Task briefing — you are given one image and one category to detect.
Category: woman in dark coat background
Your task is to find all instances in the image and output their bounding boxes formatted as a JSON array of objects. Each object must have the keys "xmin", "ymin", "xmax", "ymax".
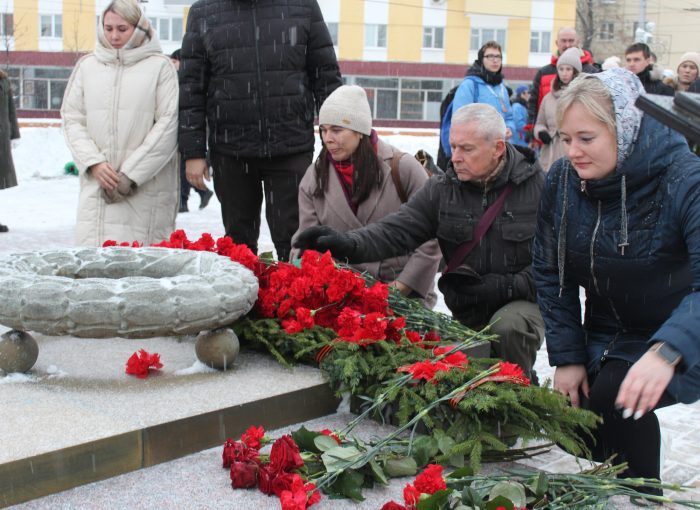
[
  {"xmin": 0, "ymin": 69, "xmax": 20, "ymax": 232},
  {"xmin": 533, "ymin": 68, "xmax": 700, "ymax": 490}
]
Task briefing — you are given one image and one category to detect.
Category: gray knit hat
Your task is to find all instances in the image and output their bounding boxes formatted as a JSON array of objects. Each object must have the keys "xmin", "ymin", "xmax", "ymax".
[
  {"xmin": 678, "ymin": 51, "xmax": 700, "ymax": 72},
  {"xmin": 557, "ymin": 47, "xmax": 583, "ymax": 73},
  {"xmin": 318, "ymin": 85, "xmax": 372, "ymax": 135}
]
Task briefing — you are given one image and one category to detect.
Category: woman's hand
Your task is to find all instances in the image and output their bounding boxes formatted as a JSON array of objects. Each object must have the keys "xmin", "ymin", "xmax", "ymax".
[
  {"xmin": 553, "ymin": 364, "xmax": 589, "ymax": 407},
  {"xmin": 186, "ymin": 158, "xmax": 210, "ymax": 190},
  {"xmin": 389, "ymin": 280, "xmax": 411, "ymax": 296},
  {"xmin": 90, "ymin": 162, "xmax": 119, "ymax": 190},
  {"xmin": 616, "ymin": 350, "xmax": 675, "ymax": 419}
]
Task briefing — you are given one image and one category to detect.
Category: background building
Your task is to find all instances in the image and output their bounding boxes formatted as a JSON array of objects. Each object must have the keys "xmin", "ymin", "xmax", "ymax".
[{"xmin": 19, "ymin": 0, "xmax": 698, "ymax": 126}]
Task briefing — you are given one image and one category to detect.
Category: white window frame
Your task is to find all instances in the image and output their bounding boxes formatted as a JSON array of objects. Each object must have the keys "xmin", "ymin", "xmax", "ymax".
[
  {"xmin": 149, "ymin": 17, "xmax": 183, "ymax": 43},
  {"xmin": 422, "ymin": 26, "xmax": 444, "ymax": 49},
  {"xmin": 40, "ymin": 14, "xmax": 62, "ymax": 38},
  {"xmin": 529, "ymin": 30, "xmax": 551, "ymax": 54},
  {"xmin": 599, "ymin": 21, "xmax": 615, "ymax": 40},
  {"xmin": 365, "ymin": 24, "xmax": 387, "ymax": 48},
  {"xmin": 470, "ymin": 27, "xmax": 506, "ymax": 51}
]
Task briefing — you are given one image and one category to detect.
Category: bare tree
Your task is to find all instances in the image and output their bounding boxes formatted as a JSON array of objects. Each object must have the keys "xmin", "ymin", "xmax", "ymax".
[{"xmin": 576, "ymin": 0, "xmax": 596, "ymax": 50}]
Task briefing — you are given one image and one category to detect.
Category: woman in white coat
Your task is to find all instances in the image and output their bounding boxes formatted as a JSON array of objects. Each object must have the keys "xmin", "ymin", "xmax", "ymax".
[{"xmin": 62, "ymin": 0, "xmax": 179, "ymax": 246}]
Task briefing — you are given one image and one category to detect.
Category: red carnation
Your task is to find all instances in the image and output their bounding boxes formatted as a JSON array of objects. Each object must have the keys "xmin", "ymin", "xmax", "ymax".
[
  {"xmin": 125, "ymin": 349, "xmax": 162, "ymax": 378},
  {"xmin": 240, "ymin": 425, "xmax": 265, "ymax": 449},
  {"xmin": 269, "ymin": 435, "xmax": 304, "ymax": 473},
  {"xmin": 230, "ymin": 461, "xmax": 258, "ymax": 488},
  {"xmin": 413, "ymin": 464, "xmax": 446, "ymax": 494},
  {"xmin": 403, "ymin": 483, "xmax": 420, "ymax": 506},
  {"xmin": 381, "ymin": 502, "xmax": 408, "ymax": 510},
  {"xmin": 320, "ymin": 429, "xmax": 341, "ymax": 445},
  {"xmin": 222, "ymin": 438, "xmax": 259, "ymax": 468}
]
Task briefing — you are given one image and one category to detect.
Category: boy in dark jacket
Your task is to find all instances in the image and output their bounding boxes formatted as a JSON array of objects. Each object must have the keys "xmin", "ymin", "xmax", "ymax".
[
  {"xmin": 178, "ymin": 0, "xmax": 342, "ymax": 261},
  {"xmin": 295, "ymin": 103, "xmax": 546, "ymax": 381}
]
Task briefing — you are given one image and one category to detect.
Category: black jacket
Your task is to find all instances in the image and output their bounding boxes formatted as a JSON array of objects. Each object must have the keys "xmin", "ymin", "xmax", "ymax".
[
  {"xmin": 533, "ymin": 114, "xmax": 700, "ymax": 403},
  {"xmin": 637, "ymin": 65, "xmax": 674, "ymax": 96},
  {"xmin": 178, "ymin": 0, "xmax": 342, "ymax": 160},
  {"xmin": 347, "ymin": 144, "xmax": 545, "ymax": 328}
]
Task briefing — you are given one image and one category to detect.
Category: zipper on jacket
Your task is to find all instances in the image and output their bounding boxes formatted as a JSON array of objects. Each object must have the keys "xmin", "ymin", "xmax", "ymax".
[
  {"xmin": 580, "ymin": 180, "xmax": 587, "ymax": 193},
  {"xmin": 481, "ymin": 190, "xmax": 488, "ymax": 209},
  {"xmin": 251, "ymin": 7, "xmax": 269, "ymax": 156}
]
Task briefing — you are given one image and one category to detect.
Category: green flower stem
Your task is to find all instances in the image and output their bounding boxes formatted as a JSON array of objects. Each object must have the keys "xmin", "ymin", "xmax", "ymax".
[
  {"xmin": 315, "ymin": 363, "xmax": 501, "ymax": 492},
  {"xmin": 338, "ymin": 328, "xmax": 494, "ymax": 438}
]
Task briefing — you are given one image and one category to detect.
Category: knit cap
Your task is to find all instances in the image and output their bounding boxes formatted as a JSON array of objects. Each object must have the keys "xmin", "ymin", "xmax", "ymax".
[
  {"xmin": 678, "ymin": 51, "xmax": 700, "ymax": 72},
  {"xmin": 515, "ymin": 85, "xmax": 529, "ymax": 96},
  {"xmin": 557, "ymin": 47, "xmax": 583, "ymax": 73},
  {"xmin": 318, "ymin": 85, "xmax": 372, "ymax": 135}
]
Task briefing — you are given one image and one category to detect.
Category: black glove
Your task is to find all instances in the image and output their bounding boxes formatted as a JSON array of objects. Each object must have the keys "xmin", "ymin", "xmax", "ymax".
[
  {"xmin": 538, "ymin": 130, "xmax": 552, "ymax": 145},
  {"xmin": 293, "ymin": 225, "xmax": 358, "ymax": 261},
  {"xmin": 438, "ymin": 272, "xmax": 509, "ymax": 327}
]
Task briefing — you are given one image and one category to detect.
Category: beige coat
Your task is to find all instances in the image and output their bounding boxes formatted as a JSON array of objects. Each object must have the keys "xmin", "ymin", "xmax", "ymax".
[
  {"xmin": 62, "ymin": 22, "xmax": 179, "ymax": 247},
  {"xmin": 534, "ymin": 89, "xmax": 567, "ymax": 173},
  {"xmin": 291, "ymin": 139, "xmax": 441, "ymax": 302}
]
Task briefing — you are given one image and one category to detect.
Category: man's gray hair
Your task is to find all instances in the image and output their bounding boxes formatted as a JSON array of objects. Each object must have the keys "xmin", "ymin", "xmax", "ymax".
[{"xmin": 451, "ymin": 103, "xmax": 506, "ymax": 141}]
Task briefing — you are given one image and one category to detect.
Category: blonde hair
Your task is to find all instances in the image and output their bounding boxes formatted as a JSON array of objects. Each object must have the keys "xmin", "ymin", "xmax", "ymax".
[
  {"xmin": 103, "ymin": 0, "xmax": 142, "ymax": 27},
  {"xmin": 556, "ymin": 74, "xmax": 616, "ymax": 134}
]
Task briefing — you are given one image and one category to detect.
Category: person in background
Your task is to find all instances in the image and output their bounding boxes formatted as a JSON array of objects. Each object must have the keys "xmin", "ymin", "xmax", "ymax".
[
  {"xmin": 510, "ymin": 85, "xmax": 529, "ymax": 147},
  {"xmin": 0, "ymin": 69, "xmax": 20, "ymax": 233},
  {"xmin": 533, "ymin": 68, "xmax": 700, "ymax": 492},
  {"xmin": 624, "ymin": 42, "xmax": 674, "ymax": 96},
  {"xmin": 62, "ymin": 0, "xmax": 179, "ymax": 246},
  {"xmin": 179, "ymin": 0, "xmax": 342, "ymax": 262},
  {"xmin": 290, "ymin": 85, "xmax": 441, "ymax": 307},
  {"xmin": 665, "ymin": 52, "xmax": 700, "ymax": 92},
  {"xmin": 295, "ymin": 103, "xmax": 546, "ymax": 382},
  {"xmin": 527, "ymin": 27, "xmax": 598, "ymax": 127},
  {"xmin": 602, "ymin": 55, "xmax": 621, "ymax": 70},
  {"xmin": 169, "ymin": 49, "xmax": 213, "ymax": 213},
  {"xmin": 440, "ymin": 41, "xmax": 515, "ymax": 163},
  {"xmin": 534, "ymin": 47, "xmax": 582, "ymax": 172}
]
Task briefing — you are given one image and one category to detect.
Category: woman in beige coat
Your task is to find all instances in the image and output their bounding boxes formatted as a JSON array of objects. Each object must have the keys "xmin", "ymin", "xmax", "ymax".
[
  {"xmin": 290, "ymin": 86, "xmax": 441, "ymax": 307},
  {"xmin": 61, "ymin": 0, "xmax": 179, "ymax": 246},
  {"xmin": 534, "ymin": 47, "xmax": 581, "ymax": 173}
]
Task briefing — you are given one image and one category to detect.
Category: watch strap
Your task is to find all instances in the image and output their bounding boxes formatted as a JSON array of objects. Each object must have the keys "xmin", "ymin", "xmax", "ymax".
[{"xmin": 651, "ymin": 342, "xmax": 682, "ymax": 367}]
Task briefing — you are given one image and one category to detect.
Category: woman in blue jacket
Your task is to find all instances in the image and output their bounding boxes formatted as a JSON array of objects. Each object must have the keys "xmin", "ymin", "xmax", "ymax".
[
  {"xmin": 533, "ymin": 68, "xmax": 700, "ymax": 488},
  {"xmin": 441, "ymin": 41, "xmax": 515, "ymax": 160}
]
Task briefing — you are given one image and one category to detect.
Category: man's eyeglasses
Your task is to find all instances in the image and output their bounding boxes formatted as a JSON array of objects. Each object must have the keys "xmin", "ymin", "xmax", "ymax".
[{"xmin": 483, "ymin": 54, "xmax": 502, "ymax": 61}]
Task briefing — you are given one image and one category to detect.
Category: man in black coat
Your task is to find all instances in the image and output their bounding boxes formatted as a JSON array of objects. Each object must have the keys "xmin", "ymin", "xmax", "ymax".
[
  {"xmin": 625, "ymin": 42, "xmax": 674, "ymax": 96},
  {"xmin": 179, "ymin": 0, "xmax": 342, "ymax": 261},
  {"xmin": 295, "ymin": 103, "xmax": 546, "ymax": 381}
]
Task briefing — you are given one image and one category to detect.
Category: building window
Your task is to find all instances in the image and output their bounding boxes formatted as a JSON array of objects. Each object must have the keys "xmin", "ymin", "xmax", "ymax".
[
  {"xmin": 365, "ymin": 24, "xmax": 387, "ymax": 48},
  {"xmin": 599, "ymin": 22, "xmax": 614, "ymax": 40},
  {"xmin": 1, "ymin": 13, "xmax": 13, "ymax": 36},
  {"xmin": 354, "ymin": 77, "xmax": 448, "ymax": 122},
  {"xmin": 423, "ymin": 26, "xmax": 444, "ymax": 49},
  {"xmin": 327, "ymin": 22, "xmax": 338, "ymax": 46},
  {"xmin": 149, "ymin": 17, "xmax": 183, "ymax": 42},
  {"xmin": 470, "ymin": 28, "xmax": 506, "ymax": 51},
  {"xmin": 40, "ymin": 14, "xmax": 62, "ymax": 38},
  {"xmin": 530, "ymin": 30, "xmax": 551, "ymax": 53},
  {"xmin": 14, "ymin": 66, "xmax": 71, "ymax": 110}
]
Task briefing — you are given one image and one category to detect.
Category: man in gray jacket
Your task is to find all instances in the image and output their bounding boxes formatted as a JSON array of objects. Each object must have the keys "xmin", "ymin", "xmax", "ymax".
[{"xmin": 295, "ymin": 104, "xmax": 545, "ymax": 380}]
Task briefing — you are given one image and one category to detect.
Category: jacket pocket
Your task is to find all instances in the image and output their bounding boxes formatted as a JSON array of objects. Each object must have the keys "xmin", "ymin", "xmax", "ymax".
[
  {"xmin": 501, "ymin": 221, "xmax": 535, "ymax": 268},
  {"xmin": 437, "ymin": 213, "xmax": 473, "ymax": 244}
]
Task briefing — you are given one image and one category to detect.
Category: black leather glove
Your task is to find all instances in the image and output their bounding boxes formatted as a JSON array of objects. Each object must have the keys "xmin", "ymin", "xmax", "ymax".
[
  {"xmin": 538, "ymin": 130, "xmax": 552, "ymax": 145},
  {"xmin": 293, "ymin": 225, "xmax": 358, "ymax": 261}
]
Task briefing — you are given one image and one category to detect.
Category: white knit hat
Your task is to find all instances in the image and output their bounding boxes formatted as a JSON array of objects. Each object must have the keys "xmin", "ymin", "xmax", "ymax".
[
  {"xmin": 557, "ymin": 47, "xmax": 583, "ymax": 73},
  {"xmin": 318, "ymin": 85, "xmax": 372, "ymax": 136},
  {"xmin": 678, "ymin": 51, "xmax": 700, "ymax": 72}
]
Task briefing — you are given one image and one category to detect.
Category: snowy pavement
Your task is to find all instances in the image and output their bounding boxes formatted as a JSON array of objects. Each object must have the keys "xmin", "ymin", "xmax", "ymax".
[{"xmin": 1, "ymin": 127, "xmax": 699, "ymax": 508}]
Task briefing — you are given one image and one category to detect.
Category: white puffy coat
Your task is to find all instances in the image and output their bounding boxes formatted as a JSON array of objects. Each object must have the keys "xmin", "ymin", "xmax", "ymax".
[{"xmin": 62, "ymin": 25, "xmax": 179, "ymax": 246}]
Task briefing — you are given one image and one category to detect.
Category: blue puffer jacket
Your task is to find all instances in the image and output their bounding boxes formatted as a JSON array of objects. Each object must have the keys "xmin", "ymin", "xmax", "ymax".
[{"xmin": 533, "ymin": 113, "xmax": 700, "ymax": 405}]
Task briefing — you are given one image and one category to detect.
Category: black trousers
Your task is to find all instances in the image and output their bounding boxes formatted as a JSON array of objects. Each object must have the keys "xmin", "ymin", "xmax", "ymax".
[
  {"xmin": 584, "ymin": 359, "xmax": 676, "ymax": 483},
  {"xmin": 210, "ymin": 151, "xmax": 312, "ymax": 262}
]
